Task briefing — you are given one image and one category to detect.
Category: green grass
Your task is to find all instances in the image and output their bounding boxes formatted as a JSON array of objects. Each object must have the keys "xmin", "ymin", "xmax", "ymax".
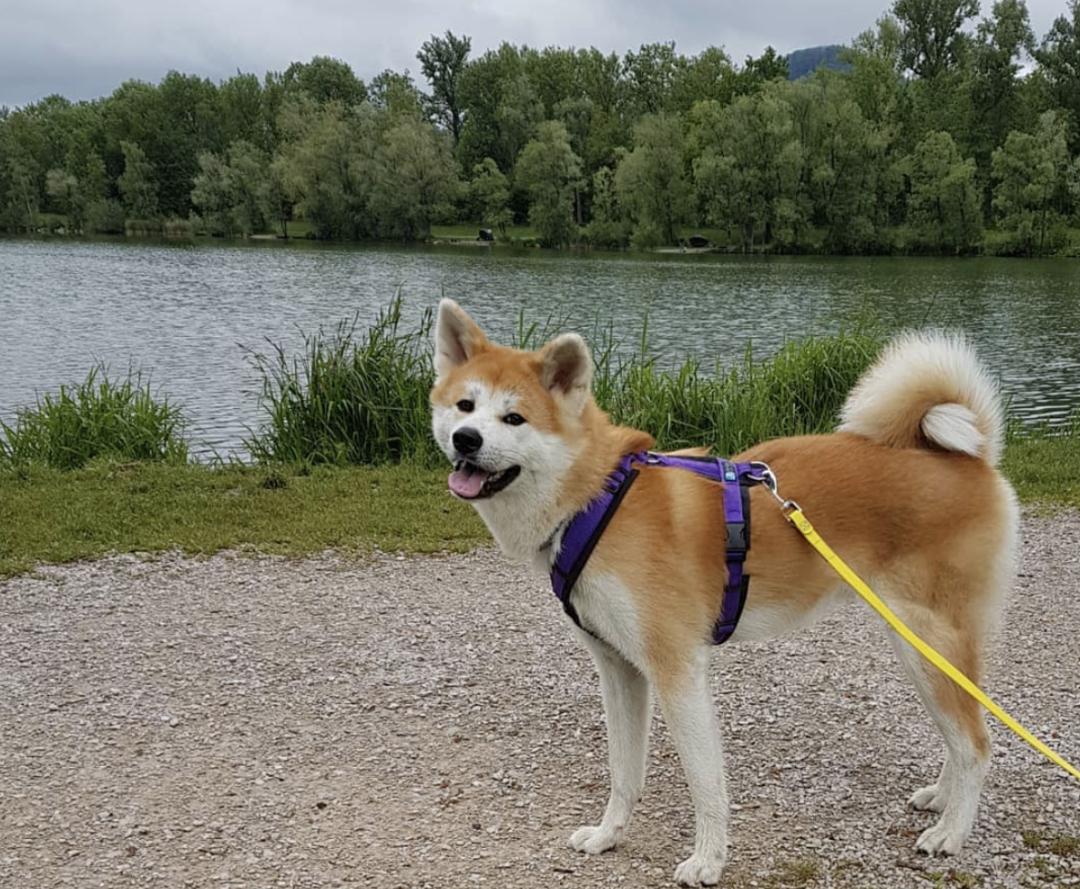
[
  {"xmin": 430, "ymin": 222, "xmax": 539, "ymax": 243},
  {"xmin": 246, "ymin": 297, "xmax": 438, "ymax": 466},
  {"xmin": 0, "ymin": 366, "xmax": 187, "ymax": 469},
  {"xmin": 248, "ymin": 295, "xmax": 886, "ymax": 466},
  {"xmin": 0, "ymin": 433, "xmax": 1076, "ymax": 579},
  {"xmin": 1002, "ymin": 417, "xmax": 1080, "ymax": 508},
  {"xmin": 0, "ymin": 461, "xmax": 484, "ymax": 578}
]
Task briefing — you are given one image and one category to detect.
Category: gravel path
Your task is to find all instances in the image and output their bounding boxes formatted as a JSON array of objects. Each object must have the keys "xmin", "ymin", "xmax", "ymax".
[{"xmin": 2, "ymin": 513, "xmax": 1079, "ymax": 889}]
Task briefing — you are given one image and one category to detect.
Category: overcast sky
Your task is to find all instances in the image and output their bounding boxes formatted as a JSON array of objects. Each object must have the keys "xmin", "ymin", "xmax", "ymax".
[{"xmin": 1, "ymin": 0, "xmax": 1071, "ymax": 107}]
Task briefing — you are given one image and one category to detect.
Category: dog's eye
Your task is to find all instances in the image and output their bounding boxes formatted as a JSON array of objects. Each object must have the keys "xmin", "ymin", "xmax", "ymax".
[
  {"xmin": 503, "ymin": 413, "xmax": 526, "ymax": 426},
  {"xmin": 456, "ymin": 399, "xmax": 474, "ymax": 413}
]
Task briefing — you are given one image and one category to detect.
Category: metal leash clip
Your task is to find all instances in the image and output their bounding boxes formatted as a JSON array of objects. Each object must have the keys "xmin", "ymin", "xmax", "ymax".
[{"xmin": 747, "ymin": 461, "xmax": 801, "ymax": 514}]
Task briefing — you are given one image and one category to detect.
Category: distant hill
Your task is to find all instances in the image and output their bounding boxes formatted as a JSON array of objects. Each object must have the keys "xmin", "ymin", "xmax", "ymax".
[{"xmin": 786, "ymin": 45, "xmax": 850, "ymax": 79}]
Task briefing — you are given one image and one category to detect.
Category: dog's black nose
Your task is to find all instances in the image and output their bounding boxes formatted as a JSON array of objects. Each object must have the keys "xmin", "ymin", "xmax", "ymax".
[{"xmin": 453, "ymin": 427, "xmax": 483, "ymax": 455}]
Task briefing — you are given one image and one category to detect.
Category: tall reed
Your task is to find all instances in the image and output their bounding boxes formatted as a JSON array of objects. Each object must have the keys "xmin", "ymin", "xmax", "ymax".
[
  {"xmin": 248, "ymin": 296, "xmax": 885, "ymax": 465},
  {"xmin": 246, "ymin": 297, "xmax": 438, "ymax": 465},
  {"xmin": 0, "ymin": 366, "xmax": 188, "ymax": 469}
]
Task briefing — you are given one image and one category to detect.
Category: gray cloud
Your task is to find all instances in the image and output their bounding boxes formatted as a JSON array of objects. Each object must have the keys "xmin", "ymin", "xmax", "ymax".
[{"xmin": 1, "ymin": 0, "xmax": 1071, "ymax": 107}]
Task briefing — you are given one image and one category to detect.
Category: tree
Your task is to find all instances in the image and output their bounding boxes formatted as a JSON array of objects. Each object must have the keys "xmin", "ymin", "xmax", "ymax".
[
  {"xmin": 417, "ymin": 31, "xmax": 471, "ymax": 144},
  {"xmin": 515, "ymin": 121, "xmax": 582, "ymax": 247},
  {"xmin": 369, "ymin": 118, "xmax": 459, "ymax": 241},
  {"xmin": 368, "ymin": 70, "xmax": 425, "ymax": 119},
  {"xmin": 191, "ymin": 140, "xmax": 272, "ymax": 237},
  {"xmin": 45, "ymin": 168, "xmax": 79, "ymax": 229},
  {"xmin": 583, "ymin": 165, "xmax": 630, "ymax": 248},
  {"xmin": 272, "ymin": 100, "xmax": 374, "ymax": 240},
  {"xmin": 991, "ymin": 112, "xmax": 1071, "ymax": 254},
  {"xmin": 614, "ymin": 113, "xmax": 691, "ymax": 246},
  {"xmin": 282, "ymin": 57, "xmax": 367, "ymax": 106},
  {"xmin": 118, "ymin": 141, "xmax": 159, "ymax": 220},
  {"xmin": 692, "ymin": 90, "xmax": 803, "ymax": 250},
  {"xmin": 893, "ymin": 0, "xmax": 979, "ymax": 78},
  {"xmin": 469, "ymin": 158, "xmax": 512, "ymax": 238},
  {"xmin": 969, "ymin": 0, "xmax": 1035, "ymax": 197},
  {"xmin": 908, "ymin": 131, "xmax": 983, "ymax": 252},
  {"xmin": 1034, "ymin": 0, "xmax": 1080, "ymax": 152}
]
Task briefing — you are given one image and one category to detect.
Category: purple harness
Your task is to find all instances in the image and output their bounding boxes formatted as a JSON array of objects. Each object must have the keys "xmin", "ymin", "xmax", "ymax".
[{"xmin": 550, "ymin": 452, "xmax": 764, "ymax": 645}]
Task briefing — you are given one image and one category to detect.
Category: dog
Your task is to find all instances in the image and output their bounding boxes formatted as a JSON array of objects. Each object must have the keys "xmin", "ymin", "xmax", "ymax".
[{"xmin": 429, "ymin": 299, "xmax": 1018, "ymax": 886}]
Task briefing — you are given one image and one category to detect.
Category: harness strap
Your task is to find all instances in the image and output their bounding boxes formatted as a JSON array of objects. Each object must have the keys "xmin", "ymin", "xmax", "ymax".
[{"xmin": 550, "ymin": 451, "xmax": 762, "ymax": 645}]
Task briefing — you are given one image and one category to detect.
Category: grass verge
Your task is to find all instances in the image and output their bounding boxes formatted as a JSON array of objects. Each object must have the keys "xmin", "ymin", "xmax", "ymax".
[
  {"xmin": 1, "ymin": 432, "xmax": 1077, "ymax": 579},
  {"xmin": 0, "ymin": 462, "xmax": 485, "ymax": 578}
]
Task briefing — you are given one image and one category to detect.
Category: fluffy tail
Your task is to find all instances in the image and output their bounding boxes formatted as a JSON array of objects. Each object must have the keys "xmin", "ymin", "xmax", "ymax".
[{"xmin": 839, "ymin": 331, "xmax": 1004, "ymax": 466}]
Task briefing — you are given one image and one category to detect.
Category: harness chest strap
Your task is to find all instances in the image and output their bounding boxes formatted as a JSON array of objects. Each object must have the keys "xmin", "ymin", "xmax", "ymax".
[{"xmin": 550, "ymin": 451, "xmax": 762, "ymax": 645}]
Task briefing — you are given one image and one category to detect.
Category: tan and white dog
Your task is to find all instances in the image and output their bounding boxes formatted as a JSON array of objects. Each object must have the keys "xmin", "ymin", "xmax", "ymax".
[{"xmin": 429, "ymin": 299, "xmax": 1018, "ymax": 886}]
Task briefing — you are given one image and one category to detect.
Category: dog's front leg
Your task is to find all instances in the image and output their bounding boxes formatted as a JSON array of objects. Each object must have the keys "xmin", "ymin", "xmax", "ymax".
[
  {"xmin": 657, "ymin": 648, "xmax": 728, "ymax": 886},
  {"xmin": 569, "ymin": 632, "xmax": 651, "ymax": 855}
]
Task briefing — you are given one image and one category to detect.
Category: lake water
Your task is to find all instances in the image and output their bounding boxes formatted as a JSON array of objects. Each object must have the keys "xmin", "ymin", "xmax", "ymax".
[{"xmin": 2, "ymin": 238, "xmax": 1078, "ymax": 458}]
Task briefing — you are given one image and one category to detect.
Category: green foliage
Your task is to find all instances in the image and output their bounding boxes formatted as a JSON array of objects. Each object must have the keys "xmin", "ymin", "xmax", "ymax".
[
  {"xmin": 418, "ymin": 31, "xmax": 471, "ymax": 143},
  {"xmin": 0, "ymin": 367, "xmax": 188, "ymax": 470},
  {"xmin": 118, "ymin": 141, "xmax": 159, "ymax": 220},
  {"xmin": 894, "ymin": 0, "xmax": 980, "ymax": 78},
  {"xmin": 991, "ymin": 112, "xmax": 1071, "ymax": 254},
  {"xmin": 248, "ymin": 296, "xmax": 885, "ymax": 467},
  {"xmin": 692, "ymin": 89, "xmax": 804, "ymax": 250},
  {"xmin": 1034, "ymin": 0, "xmax": 1080, "ymax": 152},
  {"xmin": 908, "ymin": 130, "xmax": 983, "ymax": 252},
  {"xmin": 515, "ymin": 121, "xmax": 582, "ymax": 247},
  {"xmin": 370, "ymin": 118, "xmax": 459, "ymax": 241},
  {"xmin": 614, "ymin": 113, "xmax": 691, "ymax": 245},
  {"xmin": 469, "ymin": 158, "xmax": 512, "ymax": 237},
  {"xmin": 192, "ymin": 140, "xmax": 273, "ymax": 237},
  {"xmin": 272, "ymin": 100, "xmax": 373, "ymax": 240},
  {"xmin": 246, "ymin": 297, "xmax": 438, "ymax": 466},
  {"xmin": 1, "ymin": 5, "xmax": 1080, "ymax": 254},
  {"xmin": 582, "ymin": 165, "xmax": 630, "ymax": 248}
]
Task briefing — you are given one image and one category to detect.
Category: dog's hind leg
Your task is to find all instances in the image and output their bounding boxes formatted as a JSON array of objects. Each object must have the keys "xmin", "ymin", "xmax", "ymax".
[
  {"xmin": 887, "ymin": 603, "xmax": 991, "ymax": 856},
  {"xmin": 655, "ymin": 647, "xmax": 728, "ymax": 886},
  {"xmin": 569, "ymin": 632, "xmax": 651, "ymax": 855}
]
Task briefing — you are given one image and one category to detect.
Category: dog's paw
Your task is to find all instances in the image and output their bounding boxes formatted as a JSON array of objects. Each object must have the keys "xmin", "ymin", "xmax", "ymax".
[
  {"xmin": 569, "ymin": 824, "xmax": 620, "ymax": 855},
  {"xmin": 673, "ymin": 853, "xmax": 725, "ymax": 886},
  {"xmin": 915, "ymin": 820, "xmax": 965, "ymax": 857},
  {"xmin": 909, "ymin": 782, "xmax": 946, "ymax": 813}
]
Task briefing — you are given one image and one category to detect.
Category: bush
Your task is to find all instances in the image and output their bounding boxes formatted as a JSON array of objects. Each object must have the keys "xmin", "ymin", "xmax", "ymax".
[
  {"xmin": 0, "ymin": 367, "xmax": 188, "ymax": 469},
  {"xmin": 85, "ymin": 199, "xmax": 126, "ymax": 234}
]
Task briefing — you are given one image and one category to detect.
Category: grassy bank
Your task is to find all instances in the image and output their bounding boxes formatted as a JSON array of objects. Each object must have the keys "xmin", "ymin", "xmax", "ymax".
[
  {"xmin": 1, "ymin": 432, "xmax": 1078, "ymax": 579},
  {"xmin": 0, "ymin": 462, "xmax": 485, "ymax": 578},
  {"xmin": 2, "ymin": 302, "xmax": 1078, "ymax": 578}
]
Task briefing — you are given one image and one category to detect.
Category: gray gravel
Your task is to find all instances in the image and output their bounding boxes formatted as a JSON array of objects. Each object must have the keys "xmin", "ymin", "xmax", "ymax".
[{"xmin": 1, "ymin": 512, "xmax": 1079, "ymax": 889}]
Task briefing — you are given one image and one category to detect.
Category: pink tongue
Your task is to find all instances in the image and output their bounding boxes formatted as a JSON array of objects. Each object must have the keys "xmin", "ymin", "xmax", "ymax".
[{"xmin": 449, "ymin": 466, "xmax": 491, "ymax": 498}]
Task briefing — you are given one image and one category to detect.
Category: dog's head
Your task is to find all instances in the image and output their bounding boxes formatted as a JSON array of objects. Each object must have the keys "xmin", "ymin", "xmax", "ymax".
[{"xmin": 429, "ymin": 299, "xmax": 595, "ymax": 506}]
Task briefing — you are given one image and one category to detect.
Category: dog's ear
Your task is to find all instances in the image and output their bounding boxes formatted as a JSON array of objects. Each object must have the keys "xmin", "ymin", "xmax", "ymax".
[
  {"xmin": 540, "ymin": 333, "xmax": 593, "ymax": 414},
  {"xmin": 434, "ymin": 299, "xmax": 488, "ymax": 378}
]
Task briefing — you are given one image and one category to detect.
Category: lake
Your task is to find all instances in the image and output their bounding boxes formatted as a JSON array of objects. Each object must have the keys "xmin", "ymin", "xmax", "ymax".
[{"xmin": 2, "ymin": 238, "xmax": 1078, "ymax": 459}]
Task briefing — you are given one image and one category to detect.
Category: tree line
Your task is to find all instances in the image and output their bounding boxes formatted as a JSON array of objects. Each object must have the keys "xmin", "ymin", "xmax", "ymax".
[{"xmin": 2, "ymin": 0, "xmax": 1080, "ymax": 255}]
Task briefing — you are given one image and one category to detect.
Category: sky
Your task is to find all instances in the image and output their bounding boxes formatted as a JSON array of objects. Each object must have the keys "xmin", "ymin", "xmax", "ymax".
[{"xmin": 1, "ymin": 0, "xmax": 1071, "ymax": 107}]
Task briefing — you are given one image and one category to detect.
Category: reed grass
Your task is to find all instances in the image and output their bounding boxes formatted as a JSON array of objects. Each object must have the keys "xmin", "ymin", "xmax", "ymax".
[
  {"xmin": 248, "ymin": 295, "xmax": 885, "ymax": 465},
  {"xmin": 0, "ymin": 366, "xmax": 187, "ymax": 470},
  {"xmin": 245, "ymin": 297, "xmax": 437, "ymax": 465}
]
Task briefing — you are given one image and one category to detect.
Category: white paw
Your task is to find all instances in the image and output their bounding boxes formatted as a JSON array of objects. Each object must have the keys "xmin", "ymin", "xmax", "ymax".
[
  {"xmin": 673, "ymin": 852, "xmax": 725, "ymax": 886},
  {"xmin": 569, "ymin": 824, "xmax": 620, "ymax": 855},
  {"xmin": 916, "ymin": 820, "xmax": 966, "ymax": 856},
  {"xmin": 909, "ymin": 783, "xmax": 947, "ymax": 813}
]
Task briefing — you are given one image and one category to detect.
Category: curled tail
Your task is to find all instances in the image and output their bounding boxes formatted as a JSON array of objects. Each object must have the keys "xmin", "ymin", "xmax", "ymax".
[{"xmin": 839, "ymin": 331, "xmax": 1004, "ymax": 466}]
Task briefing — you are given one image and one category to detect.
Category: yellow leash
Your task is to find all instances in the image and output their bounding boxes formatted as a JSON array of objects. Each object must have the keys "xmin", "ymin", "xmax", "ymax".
[{"xmin": 780, "ymin": 504, "xmax": 1080, "ymax": 782}]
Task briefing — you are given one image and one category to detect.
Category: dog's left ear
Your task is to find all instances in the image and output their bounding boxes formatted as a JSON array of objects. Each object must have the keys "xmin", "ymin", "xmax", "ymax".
[
  {"xmin": 540, "ymin": 333, "xmax": 593, "ymax": 414},
  {"xmin": 434, "ymin": 299, "xmax": 488, "ymax": 378}
]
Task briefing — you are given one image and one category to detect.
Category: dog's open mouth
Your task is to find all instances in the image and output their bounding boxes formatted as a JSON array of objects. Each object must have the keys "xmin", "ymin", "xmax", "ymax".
[{"xmin": 448, "ymin": 462, "xmax": 521, "ymax": 500}]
